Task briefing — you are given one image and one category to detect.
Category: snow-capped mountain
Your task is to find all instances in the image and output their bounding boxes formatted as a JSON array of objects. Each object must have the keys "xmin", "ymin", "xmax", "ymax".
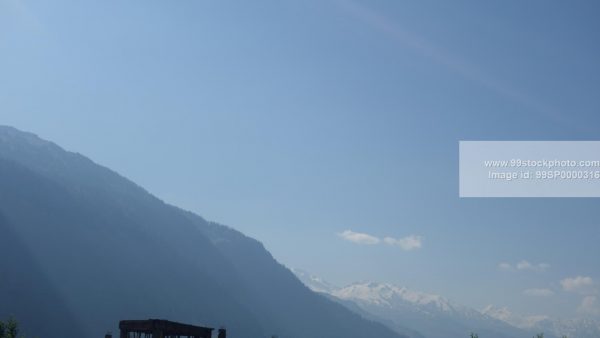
[
  {"xmin": 482, "ymin": 305, "xmax": 549, "ymax": 330},
  {"xmin": 332, "ymin": 282, "xmax": 533, "ymax": 338},
  {"xmin": 332, "ymin": 282, "xmax": 469, "ymax": 315},
  {"xmin": 294, "ymin": 270, "xmax": 553, "ymax": 338},
  {"xmin": 291, "ymin": 268, "xmax": 337, "ymax": 293},
  {"xmin": 483, "ymin": 305, "xmax": 600, "ymax": 338}
]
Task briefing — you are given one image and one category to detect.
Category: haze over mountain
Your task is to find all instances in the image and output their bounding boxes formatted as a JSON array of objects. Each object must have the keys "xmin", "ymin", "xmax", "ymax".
[
  {"xmin": 4, "ymin": 0, "xmax": 600, "ymax": 326},
  {"xmin": 482, "ymin": 305, "xmax": 600, "ymax": 338},
  {"xmin": 294, "ymin": 270, "xmax": 571, "ymax": 338},
  {"xmin": 0, "ymin": 126, "xmax": 404, "ymax": 338}
]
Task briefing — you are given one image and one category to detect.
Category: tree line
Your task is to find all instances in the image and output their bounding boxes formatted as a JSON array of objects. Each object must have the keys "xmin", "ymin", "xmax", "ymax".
[
  {"xmin": 471, "ymin": 333, "xmax": 569, "ymax": 338},
  {"xmin": 0, "ymin": 318, "xmax": 21, "ymax": 338}
]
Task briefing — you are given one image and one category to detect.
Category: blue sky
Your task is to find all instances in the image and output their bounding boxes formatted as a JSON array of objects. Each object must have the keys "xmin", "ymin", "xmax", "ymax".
[{"xmin": 2, "ymin": 0, "xmax": 600, "ymax": 320}]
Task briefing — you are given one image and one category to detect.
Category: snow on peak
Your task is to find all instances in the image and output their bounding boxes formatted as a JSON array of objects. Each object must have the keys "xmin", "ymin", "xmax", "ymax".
[
  {"xmin": 481, "ymin": 305, "xmax": 514, "ymax": 322},
  {"xmin": 482, "ymin": 304, "xmax": 550, "ymax": 329},
  {"xmin": 332, "ymin": 281, "xmax": 455, "ymax": 312},
  {"xmin": 292, "ymin": 268, "xmax": 337, "ymax": 293},
  {"xmin": 292, "ymin": 269, "xmax": 600, "ymax": 338},
  {"xmin": 483, "ymin": 304, "xmax": 600, "ymax": 338}
]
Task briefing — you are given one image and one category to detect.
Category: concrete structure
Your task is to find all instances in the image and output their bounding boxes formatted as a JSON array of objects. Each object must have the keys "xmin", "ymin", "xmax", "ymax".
[{"xmin": 119, "ymin": 319, "xmax": 221, "ymax": 338}]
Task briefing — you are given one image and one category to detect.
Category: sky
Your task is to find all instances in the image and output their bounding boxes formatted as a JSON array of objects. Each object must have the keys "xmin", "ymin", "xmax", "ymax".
[{"xmin": 2, "ymin": 0, "xmax": 600, "ymax": 320}]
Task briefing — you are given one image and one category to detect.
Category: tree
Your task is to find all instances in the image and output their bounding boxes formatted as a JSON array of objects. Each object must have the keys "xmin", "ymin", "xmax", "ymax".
[
  {"xmin": 534, "ymin": 334, "xmax": 544, "ymax": 338},
  {"xmin": 0, "ymin": 318, "xmax": 20, "ymax": 338},
  {"xmin": 470, "ymin": 333, "xmax": 479, "ymax": 338}
]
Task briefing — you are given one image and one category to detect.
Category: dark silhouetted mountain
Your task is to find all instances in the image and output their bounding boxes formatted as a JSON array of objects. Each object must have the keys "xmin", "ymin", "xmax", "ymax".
[{"xmin": 0, "ymin": 126, "xmax": 405, "ymax": 338}]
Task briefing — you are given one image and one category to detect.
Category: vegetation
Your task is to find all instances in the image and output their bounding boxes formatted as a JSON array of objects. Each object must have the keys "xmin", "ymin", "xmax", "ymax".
[
  {"xmin": 469, "ymin": 332, "xmax": 563, "ymax": 338},
  {"xmin": 0, "ymin": 318, "xmax": 20, "ymax": 338}
]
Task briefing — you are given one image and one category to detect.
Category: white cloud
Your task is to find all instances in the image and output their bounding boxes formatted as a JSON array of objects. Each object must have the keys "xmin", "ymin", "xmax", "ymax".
[
  {"xmin": 516, "ymin": 260, "xmax": 550, "ymax": 272},
  {"xmin": 498, "ymin": 260, "xmax": 549, "ymax": 272},
  {"xmin": 578, "ymin": 295, "xmax": 600, "ymax": 316},
  {"xmin": 561, "ymin": 276, "xmax": 596, "ymax": 294},
  {"xmin": 337, "ymin": 230, "xmax": 423, "ymax": 250},
  {"xmin": 337, "ymin": 230, "xmax": 380, "ymax": 245},
  {"xmin": 560, "ymin": 276, "xmax": 599, "ymax": 316},
  {"xmin": 383, "ymin": 235, "xmax": 423, "ymax": 251},
  {"xmin": 523, "ymin": 288, "xmax": 554, "ymax": 297}
]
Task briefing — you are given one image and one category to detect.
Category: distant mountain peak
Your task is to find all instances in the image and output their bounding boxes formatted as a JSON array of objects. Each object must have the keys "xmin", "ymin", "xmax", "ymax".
[
  {"xmin": 292, "ymin": 270, "xmax": 559, "ymax": 338},
  {"xmin": 331, "ymin": 281, "xmax": 458, "ymax": 314},
  {"xmin": 481, "ymin": 305, "xmax": 515, "ymax": 323},
  {"xmin": 483, "ymin": 304, "xmax": 600, "ymax": 338},
  {"xmin": 291, "ymin": 268, "xmax": 338, "ymax": 293}
]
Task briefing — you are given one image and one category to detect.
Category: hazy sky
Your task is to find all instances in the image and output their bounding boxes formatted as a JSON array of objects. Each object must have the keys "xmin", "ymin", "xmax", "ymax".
[{"xmin": 2, "ymin": 0, "xmax": 600, "ymax": 320}]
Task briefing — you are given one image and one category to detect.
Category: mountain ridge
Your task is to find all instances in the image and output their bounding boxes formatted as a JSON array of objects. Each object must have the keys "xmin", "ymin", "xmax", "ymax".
[
  {"xmin": 483, "ymin": 305, "xmax": 600, "ymax": 338},
  {"xmin": 294, "ymin": 270, "xmax": 563, "ymax": 338},
  {"xmin": 0, "ymin": 125, "xmax": 405, "ymax": 338}
]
